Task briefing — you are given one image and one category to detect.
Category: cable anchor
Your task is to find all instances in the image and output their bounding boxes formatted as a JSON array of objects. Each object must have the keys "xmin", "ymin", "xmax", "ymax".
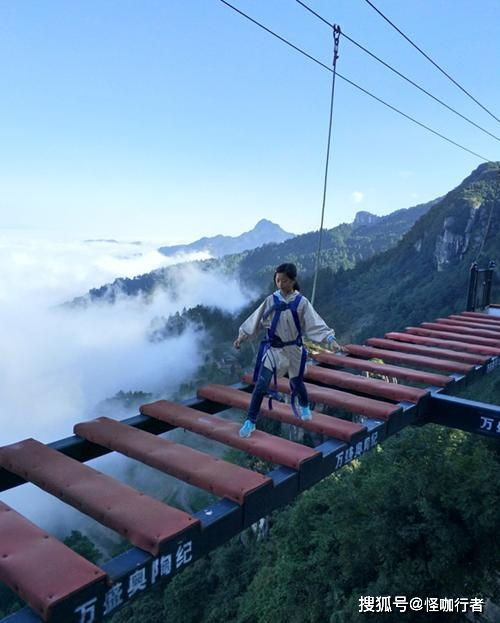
[{"xmin": 333, "ymin": 24, "xmax": 341, "ymax": 65}]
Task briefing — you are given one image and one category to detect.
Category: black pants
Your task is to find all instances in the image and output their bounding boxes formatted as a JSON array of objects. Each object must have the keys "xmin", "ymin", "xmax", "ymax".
[{"xmin": 247, "ymin": 366, "xmax": 308, "ymax": 423}]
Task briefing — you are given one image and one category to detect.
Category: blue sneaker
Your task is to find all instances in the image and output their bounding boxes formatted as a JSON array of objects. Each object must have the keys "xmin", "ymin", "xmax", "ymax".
[
  {"xmin": 300, "ymin": 406, "xmax": 312, "ymax": 421},
  {"xmin": 239, "ymin": 419, "xmax": 256, "ymax": 438}
]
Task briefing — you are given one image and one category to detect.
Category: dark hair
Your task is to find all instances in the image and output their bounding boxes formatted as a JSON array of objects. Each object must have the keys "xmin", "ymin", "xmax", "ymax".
[{"xmin": 274, "ymin": 262, "xmax": 300, "ymax": 291}]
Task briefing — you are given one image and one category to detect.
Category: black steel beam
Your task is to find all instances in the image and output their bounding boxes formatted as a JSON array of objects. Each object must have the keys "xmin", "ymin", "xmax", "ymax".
[{"xmin": 426, "ymin": 392, "xmax": 500, "ymax": 439}]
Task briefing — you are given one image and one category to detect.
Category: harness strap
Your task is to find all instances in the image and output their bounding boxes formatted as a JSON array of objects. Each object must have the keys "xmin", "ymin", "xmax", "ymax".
[
  {"xmin": 267, "ymin": 294, "xmax": 283, "ymax": 339},
  {"xmin": 288, "ymin": 295, "xmax": 302, "ymax": 338},
  {"xmin": 289, "ymin": 346, "xmax": 308, "ymax": 417},
  {"xmin": 252, "ymin": 293, "xmax": 306, "ymax": 412}
]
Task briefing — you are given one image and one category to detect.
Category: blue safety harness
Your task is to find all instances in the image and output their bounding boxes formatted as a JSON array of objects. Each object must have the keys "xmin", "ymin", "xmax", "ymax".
[{"xmin": 252, "ymin": 293, "xmax": 308, "ymax": 417}]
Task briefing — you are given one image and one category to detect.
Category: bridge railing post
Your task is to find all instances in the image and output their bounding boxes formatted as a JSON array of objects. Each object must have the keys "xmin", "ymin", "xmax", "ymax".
[
  {"xmin": 482, "ymin": 260, "xmax": 496, "ymax": 309},
  {"xmin": 466, "ymin": 260, "xmax": 496, "ymax": 311},
  {"xmin": 466, "ymin": 262, "xmax": 478, "ymax": 311}
]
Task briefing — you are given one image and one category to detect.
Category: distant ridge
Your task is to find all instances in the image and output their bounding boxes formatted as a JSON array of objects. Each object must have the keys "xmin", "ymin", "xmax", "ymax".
[
  {"xmin": 158, "ymin": 219, "xmax": 294, "ymax": 258},
  {"xmin": 84, "ymin": 239, "xmax": 142, "ymax": 245},
  {"xmin": 69, "ymin": 199, "xmax": 433, "ymax": 307}
]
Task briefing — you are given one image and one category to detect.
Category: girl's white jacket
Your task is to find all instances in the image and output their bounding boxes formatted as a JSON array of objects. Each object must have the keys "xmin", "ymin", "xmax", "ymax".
[{"xmin": 238, "ymin": 290, "xmax": 335, "ymax": 378}]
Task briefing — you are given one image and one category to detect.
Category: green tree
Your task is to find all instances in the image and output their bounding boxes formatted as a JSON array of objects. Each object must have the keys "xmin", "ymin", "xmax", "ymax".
[{"xmin": 63, "ymin": 530, "xmax": 103, "ymax": 564}]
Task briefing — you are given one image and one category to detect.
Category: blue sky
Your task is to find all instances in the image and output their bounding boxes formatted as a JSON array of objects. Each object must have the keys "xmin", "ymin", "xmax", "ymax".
[{"xmin": 0, "ymin": 0, "xmax": 498, "ymax": 242}]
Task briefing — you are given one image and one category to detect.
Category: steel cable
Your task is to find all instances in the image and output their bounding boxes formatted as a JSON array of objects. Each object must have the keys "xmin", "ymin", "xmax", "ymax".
[
  {"xmin": 220, "ymin": 0, "xmax": 492, "ymax": 162},
  {"xmin": 296, "ymin": 0, "xmax": 499, "ymax": 143},
  {"xmin": 362, "ymin": 0, "xmax": 500, "ymax": 124}
]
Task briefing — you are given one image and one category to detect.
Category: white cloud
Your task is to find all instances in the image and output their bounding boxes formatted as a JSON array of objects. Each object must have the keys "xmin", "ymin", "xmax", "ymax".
[
  {"xmin": 0, "ymin": 230, "xmax": 212, "ymax": 306},
  {"xmin": 351, "ymin": 191, "xmax": 364, "ymax": 204},
  {"xmin": 0, "ymin": 230, "xmax": 254, "ymax": 542},
  {"xmin": 0, "ymin": 231, "xmax": 250, "ymax": 445}
]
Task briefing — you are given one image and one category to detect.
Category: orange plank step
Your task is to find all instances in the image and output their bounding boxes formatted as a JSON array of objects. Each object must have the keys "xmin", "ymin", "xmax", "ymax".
[
  {"xmin": 241, "ymin": 374, "xmax": 399, "ymax": 421},
  {"xmin": 412, "ymin": 325, "xmax": 500, "ymax": 346},
  {"xmin": 368, "ymin": 337, "xmax": 488, "ymax": 365},
  {"xmin": 311, "ymin": 352, "xmax": 452, "ymax": 387},
  {"xmin": 389, "ymin": 330, "xmax": 500, "ymax": 357},
  {"xmin": 347, "ymin": 344, "xmax": 474, "ymax": 373},
  {"xmin": 431, "ymin": 319, "xmax": 500, "ymax": 338},
  {"xmin": 304, "ymin": 365, "xmax": 427, "ymax": 403},
  {"xmin": 140, "ymin": 400, "xmax": 320, "ymax": 471},
  {"xmin": 0, "ymin": 439, "xmax": 199, "ymax": 556},
  {"xmin": 74, "ymin": 417, "xmax": 271, "ymax": 505},
  {"xmin": 197, "ymin": 384, "xmax": 366, "ymax": 443},
  {"xmin": 460, "ymin": 311, "xmax": 500, "ymax": 323},
  {"xmin": 448, "ymin": 314, "xmax": 500, "ymax": 329},
  {"xmin": 0, "ymin": 501, "xmax": 107, "ymax": 622}
]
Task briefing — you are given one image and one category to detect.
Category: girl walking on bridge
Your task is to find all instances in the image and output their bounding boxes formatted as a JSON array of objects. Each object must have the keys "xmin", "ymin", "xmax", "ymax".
[{"xmin": 233, "ymin": 263, "xmax": 342, "ymax": 438}]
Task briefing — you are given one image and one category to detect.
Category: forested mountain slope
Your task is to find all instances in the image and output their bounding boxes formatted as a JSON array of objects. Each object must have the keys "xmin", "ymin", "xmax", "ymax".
[
  {"xmin": 237, "ymin": 200, "xmax": 436, "ymax": 289},
  {"xmin": 307, "ymin": 162, "xmax": 500, "ymax": 343}
]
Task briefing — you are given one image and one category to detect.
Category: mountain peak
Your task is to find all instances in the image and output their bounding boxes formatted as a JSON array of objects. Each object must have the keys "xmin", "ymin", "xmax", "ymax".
[
  {"xmin": 158, "ymin": 219, "xmax": 294, "ymax": 259},
  {"xmin": 252, "ymin": 219, "xmax": 288, "ymax": 234},
  {"xmin": 353, "ymin": 211, "xmax": 379, "ymax": 227},
  {"xmin": 461, "ymin": 161, "xmax": 500, "ymax": 187}
]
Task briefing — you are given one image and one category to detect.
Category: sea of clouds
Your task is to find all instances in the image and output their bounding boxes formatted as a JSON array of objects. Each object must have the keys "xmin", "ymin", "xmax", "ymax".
[{"xmin": 0, "ymin": 228, "xmax": 252, "ymax": 542}]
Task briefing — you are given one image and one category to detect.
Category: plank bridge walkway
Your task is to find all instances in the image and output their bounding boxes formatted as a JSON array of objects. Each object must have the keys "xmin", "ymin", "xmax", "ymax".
[{"xmin": 1, "ymin": 310, "xmax": 500, "ymax": 623}]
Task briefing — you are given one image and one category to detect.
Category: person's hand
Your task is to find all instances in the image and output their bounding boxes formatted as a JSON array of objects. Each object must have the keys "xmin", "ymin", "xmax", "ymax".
[
  {"xmin": 328, "ymin": 338, "xmax": 345, "ymax": 353},
  {"xmin": 233, "ymin": 338, "xmax": 242, "ymax": 350}
]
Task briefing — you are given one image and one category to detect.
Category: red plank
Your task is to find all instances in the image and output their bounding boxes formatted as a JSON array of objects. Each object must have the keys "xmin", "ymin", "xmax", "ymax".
[
  {"xmin": 196, "ymin": 384, "xmax": 366, "ymax": 443},
  {"xmin": 0, "ymin": 439, "xmax": 199, "ymax": 556},
  {"xmin": 241, "ymin": 374, "xmax": 399, "ymax": 421},
  {"xmin": 304, "ymin": 365, "xmax": 427, "ymax": 403},
  {"xmin": 366, "ymin": 338, "xmax": 487, "ymax": 365},
  {"xmin": 461, "ymin": 311, "xmax": 500, "ymax": 323},
  {"xmin": 388, "ymin": 330, "xmax": 500, "ymax": 356},
  {"xmin": 0, "ymin": 501, "xmax": 107, "ymax": 621},
  {"xmin": 347, "ymin": 343, "xmax": 474, "ymax": 373},
  {"xmin": 74, "ymin": 417, "xmax": 271, "ymax": 505},
  {"xmin": 460, "ymin": 312, "xmax": 500, "ymax": 327},
  {"xmin": 448, "ymin": 315, "xmax": 500, "ymax": 329},
  {"xmin": 311, "ymin": 352, "xmax": 452, "ymax": 387},
  {"xmin": 140, "ymin": 400, "xmax": 320, "ymax": 470},
  {"xmin": 433, "ymin": 319, "xmax": 500, "ymax": 337},
  {"xmin": 412, "ymin": 325, "xmax": 500, "ymax": 346}
]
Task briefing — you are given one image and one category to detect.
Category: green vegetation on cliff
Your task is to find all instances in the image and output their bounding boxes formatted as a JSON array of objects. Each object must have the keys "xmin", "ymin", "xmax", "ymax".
[
  {"xmin": 108, "ymin": 422, "xmax": 500, "ymax": 623},
  {"xmin": 306, "ymin": 162, "xmax": 500, "ymax": 344}
]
